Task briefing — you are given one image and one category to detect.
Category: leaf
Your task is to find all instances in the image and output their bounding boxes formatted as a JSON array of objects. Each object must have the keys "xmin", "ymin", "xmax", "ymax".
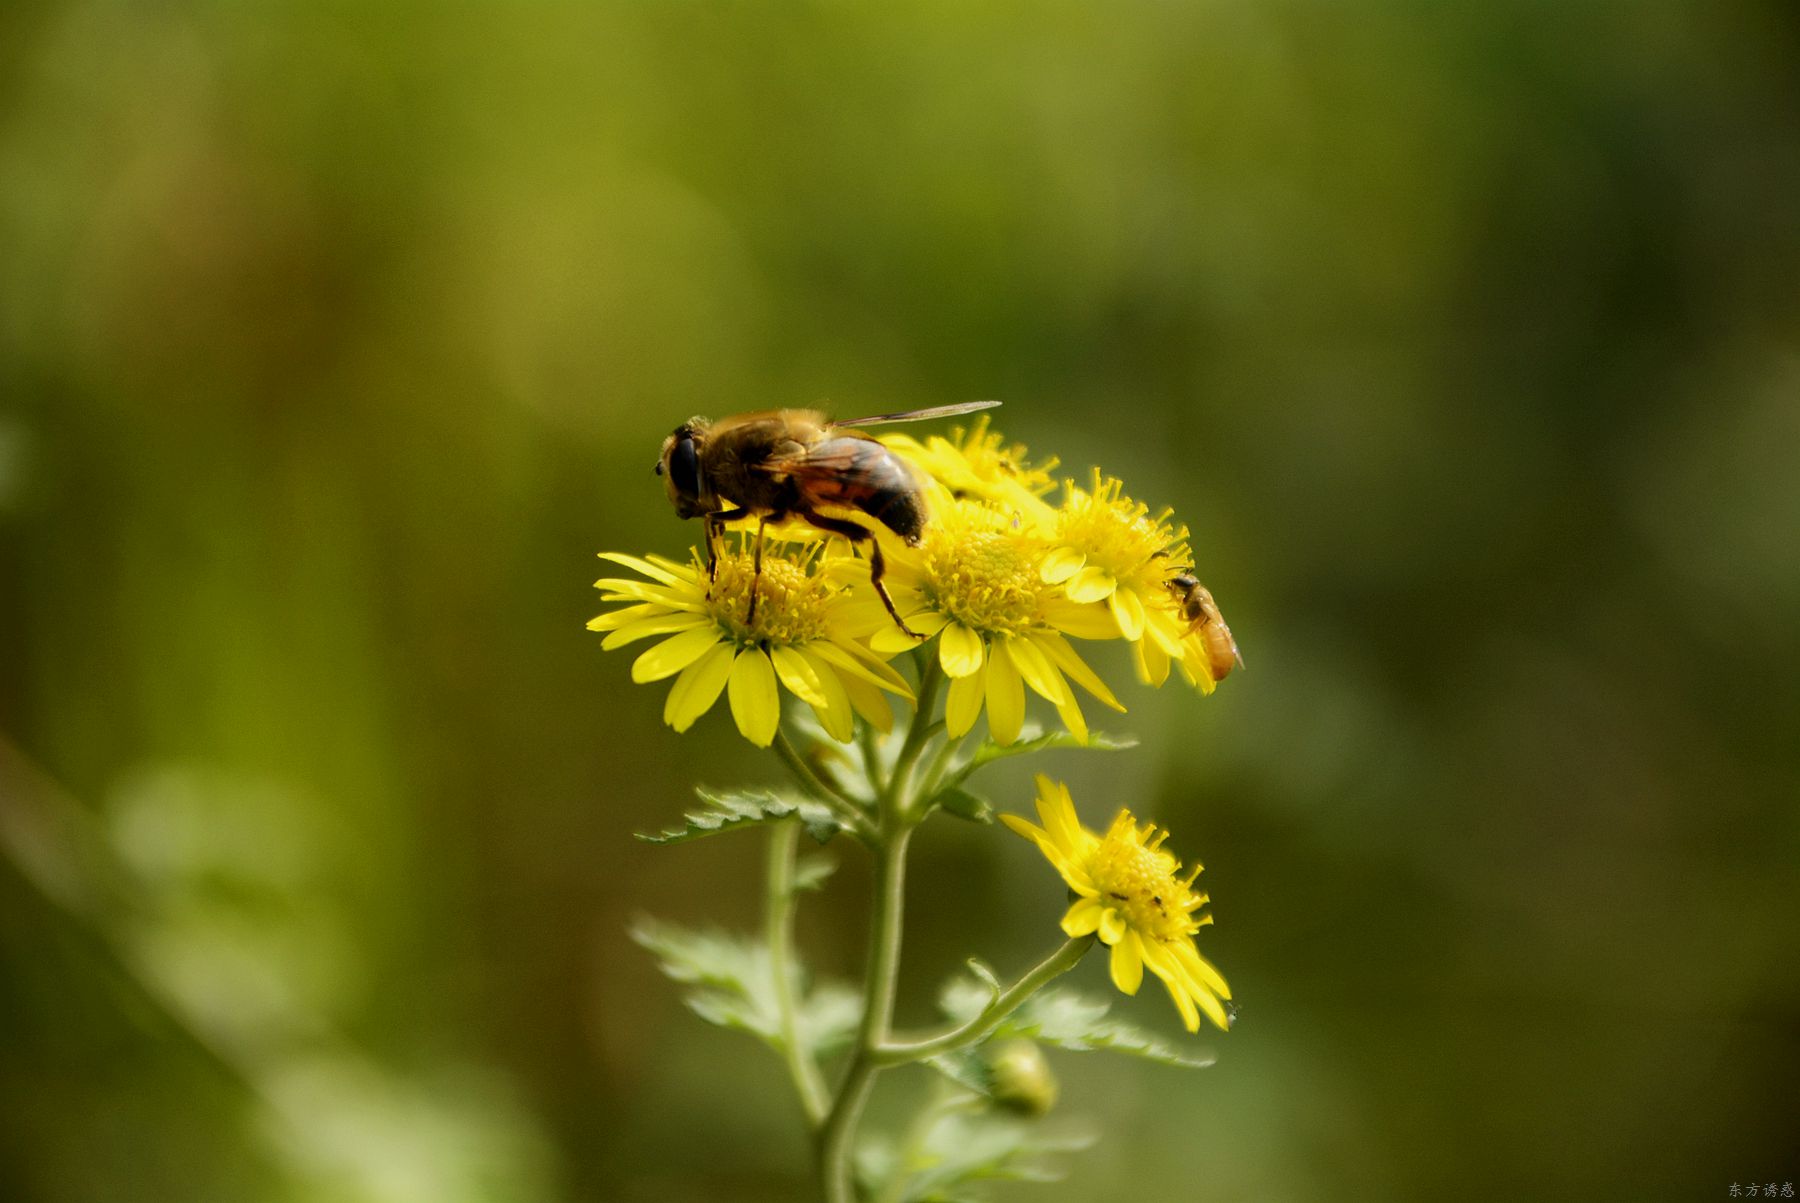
[
  {"xmin": 864, "ymin": 1109, "xmax": 1094, "ymax": 1202},
  {"xmin": 637, "ymin": 786, "xmax": 843, "ymax": 846},
  {"xmin": 793, "ymin": 852, "xmax": 838, "ymax": 892},
  {"xmin": 963, "ymin": 729, "xmax": 1137, "ymax": 773},
  {"xmin": 932, "ymin": 785, "xmax": 994, "ymax": 824},
  {"xmin": 630, "ymin": 917, "xmax": 860, "ymax": 1055},
  {"xmin": 938, "ymin": 979, "xmax": 1214, "ymax": 1069},
  {"xmin": 924, "ymin": 1048, "xmax": 995, "ymax": 1097}
]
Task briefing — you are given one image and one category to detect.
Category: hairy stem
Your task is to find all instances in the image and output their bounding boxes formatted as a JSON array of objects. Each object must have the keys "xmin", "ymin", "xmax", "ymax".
[
  {"xmin": 768, "ymin": 818, "xmax": 830, "ymax": 1127},
  {"xmin": 874, "ymin": 935, "xmax": 1093, "ymax": 1064}
]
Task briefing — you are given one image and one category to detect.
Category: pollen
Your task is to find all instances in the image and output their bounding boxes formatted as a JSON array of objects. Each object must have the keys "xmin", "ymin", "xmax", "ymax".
[
  {"xmin": 705, "ymin": 549, "xmax": 835, "ymax": 647},
  {"xmin": 1085, "ymin": 811, "xmax": 1207, "ymax": 943},
  {"xmin": 919, "ymin": 506, "xmax": 1047, "ymax": 634}
]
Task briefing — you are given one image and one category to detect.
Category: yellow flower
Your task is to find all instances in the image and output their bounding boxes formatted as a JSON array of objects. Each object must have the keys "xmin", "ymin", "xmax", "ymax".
[
  {"xmin": 1041, "ymin": 470, "xmax": 1187, "ymax": 644},
  {"xmin": 849, "ymin": 497, "xmax": 1123, "ymax": 746},
  {"xmin": 1003, "ymin": 776, "xmax": 1231, "ymax": 1033},
  {"xmin": 588, "ymin": 541, "xmax": 912, "ymax": 747},
  {"xmin": 882, "ymin": 415, "xmax": 1060, "ymax": 521}
]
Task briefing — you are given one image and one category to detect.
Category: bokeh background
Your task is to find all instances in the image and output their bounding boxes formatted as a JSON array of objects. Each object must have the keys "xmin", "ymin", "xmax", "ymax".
[{"xmin": 4, "ymin": 2, "xmax": 1798, "ymax": 1200}]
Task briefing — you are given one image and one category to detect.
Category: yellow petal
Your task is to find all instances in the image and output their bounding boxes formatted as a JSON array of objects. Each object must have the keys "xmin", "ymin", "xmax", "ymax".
[
  {"xmin": 1036, "ymin": 632, "xmax": 1126, "ymax": 712},
  {"xmin": 938, "ymin": 623, "xmax": 986, "ymax": 679},
  {"xmin": 799, "ymin": 650, "xmax": 854, "ymax": 742},
  {"xmin": 1039, "ymin": 546, "xmax": 1086, "ymax": 584},
  {"xmin": 586, "ymin": 603, "xmax": 658, "ymax": 631},
  {"xmin": 944, "ymin": 670, "xmax": 985, "ymax": 737},
  {"xmin": 869, "ymin": 609, "xmax": 948, "ymax": 654},
  {"xmin": 1049, "ymin": 670, "xmax": 1089, "ymax": 743},
  {"xmin": 1175, "ymin": 940, "xmax": 1232, "ymax": 1000},
  {"xmin": 727, "ymin": 649, "xmax": 781, "ymax": 747},
  {"xmin": 1065, "ymin": 565, "xmax": 1116, "ymax": 604},
  {"xmin": 1107, "ymin": 586, "xmax": 1146, "ymax": 641},
  {"xmin": 663, "ymin": 643, "xmax": 736, "ymax": 731},
  {"xmin": 632, "ymin": 626, "xmax": 724, "ymax": 683},
  {"xmin": 984, "ymin": 645, "xmax": 1024, "ymax": 745},
  {"xmin": 1110, "ymin": 931, "xmax": 1146, "ymax": 995},
  {"xmin": 1133, "ymin": 635, "xmax": 1171, "ymax": 687},
  {"xmin": 1004, "ymin": 634, "xmax": 1066, "ymax": 704},
  {"xmin": 1165, "ymin": 975, "xmax": 1202, "ymax": 1032},
  {"xmin": 814, "ymin": 641, "xmax": 915, "ymax": 697},
  {"xmin": 1061, "ymin": 896, "xmax": 1105, "ymax": 938},
  {"xmin": 1042, "ymin": 598, "xmax": 1120, "ymax": 640},
  {"xmin": 602, "ymin": 612, "xmax": 708, "ymax": 650},
  {"xmin": 596, "ymin": 551, "xmax": 685, "ymax": 586},
  {"xmin": 769, "ymin": 645, "xmax": 828, "ymax": 708},
  {"xmin": 1096, "ymin": 906, "xmax": 1126, "ymax": 946},
  {"xmin": 841, "ymin": 670, "xmax": 895, "ymax": 732},
  {"xmin": 1033, "ymin": 776, "xmax": 1083, "ymax": 853}
]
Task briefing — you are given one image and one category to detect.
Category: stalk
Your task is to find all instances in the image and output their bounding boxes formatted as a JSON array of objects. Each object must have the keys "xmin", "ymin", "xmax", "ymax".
[
  {"xmin": 767, "ymin": 818, "xmax": 830, "ymax": 1126},
  {"xmin": 819, "ymin": 824, "xmax": 913, "ymax": 1202}
]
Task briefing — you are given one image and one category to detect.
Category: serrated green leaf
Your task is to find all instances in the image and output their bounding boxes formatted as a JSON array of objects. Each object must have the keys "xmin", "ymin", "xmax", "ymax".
[
  {"xmin": 636, "ymin": 787, "xmax": 843, "ymax": 846},
  {"xmin": 630, "ymin": 917, "xmax": 860, "ymax": 1054},
  {"xmin": 933, "ymin": 785, "xmax": 994, "ymax": 824},
  {"xmin": 939, "ymin": 980, "xmax": 1214, "ymax": 1069},
  {"xmin": 964, "ymin": 729, "xmax": 1137, "ymax": 773},
  {"xmin": 880, "ymin": 1110, "xmax": 1093, "ymax": 1202},
  {"xmin": 924, "ymin": 1048, "xmax": 996, "ymax": 1097}
]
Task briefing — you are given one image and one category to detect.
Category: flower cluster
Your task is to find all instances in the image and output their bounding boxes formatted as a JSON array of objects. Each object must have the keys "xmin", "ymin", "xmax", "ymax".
[{"xmin": 589, "ymin": 417, "xmax": 1236, "ymax": 747}]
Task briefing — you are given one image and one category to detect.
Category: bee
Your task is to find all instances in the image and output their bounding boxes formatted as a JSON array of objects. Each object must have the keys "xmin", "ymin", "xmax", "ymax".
[
  {"xmin": 655, "ymin": 401, "xmax": 1001, "ymax": 636},
  {"xmin": 1167, "ymin": 571, "xmax": 1244, "ymax": 682}
]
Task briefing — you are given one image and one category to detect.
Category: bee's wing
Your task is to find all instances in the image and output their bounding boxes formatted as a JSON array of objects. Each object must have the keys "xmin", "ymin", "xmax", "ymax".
[
  {"xmin": 758, "ymin": 436, "xmax": 915, "ymax": 507},
  {"xmin": 832, "ymin": 400, "xmax": 1000, "ymax": 429}
]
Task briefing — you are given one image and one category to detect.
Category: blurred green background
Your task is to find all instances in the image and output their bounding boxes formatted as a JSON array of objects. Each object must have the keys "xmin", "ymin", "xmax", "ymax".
[{"xmin": 4, "ymin": 2, "xmax": 1798, "ymax": 1200}]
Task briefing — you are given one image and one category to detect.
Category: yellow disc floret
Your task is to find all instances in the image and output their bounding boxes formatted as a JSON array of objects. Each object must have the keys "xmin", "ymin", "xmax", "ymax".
[
  {"xmin": 920, "ymin": 511, "xmax": 1048, "ymax": 636},
  {"xmin": 1084, "ymin": 810, "xmax": 1209, "ymax": 943},
  {"xmin": 705, "ymin": 550, "xmax": 835, "ymax": 647}
]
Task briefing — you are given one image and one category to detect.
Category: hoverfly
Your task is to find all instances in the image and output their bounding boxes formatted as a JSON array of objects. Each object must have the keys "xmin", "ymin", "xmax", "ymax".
[{"xmin": 655, "ymin": 401, "xmax": 1001, "ymax": 635}]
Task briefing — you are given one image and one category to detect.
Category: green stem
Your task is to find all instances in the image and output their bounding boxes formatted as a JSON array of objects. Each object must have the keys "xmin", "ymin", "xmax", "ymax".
[
  {"xmin": 873, "ymin": 935, "xmax": 1093, "ymax": 1065},
  {"xmin": 768, "ymin": 818, "xmax": 830, "ymax": 1127},
  {"xmin": 884, "ymin": 658, "xmax": 943, "ymax": 812},
  {"xmin": 774, "ymin": 727, "xmax": 874, "ymax": 840},
  {"xmin": 819, "ymin": 823, "xmax": 913, "ymax": 1203},
  {"xmin": 914, "ymin": 731, "xmax": 969, "ymax": 807}
]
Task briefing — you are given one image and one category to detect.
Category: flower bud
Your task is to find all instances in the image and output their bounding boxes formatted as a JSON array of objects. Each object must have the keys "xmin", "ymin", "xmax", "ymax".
[{"xmin": 986, "ymin": 1039, "xmax": 1058, "ymax": 1117}]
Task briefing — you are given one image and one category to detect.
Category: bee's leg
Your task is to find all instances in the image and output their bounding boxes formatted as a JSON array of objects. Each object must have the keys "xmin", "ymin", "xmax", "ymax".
[
  {"xmin": 800, "ymin": 513, "xmax": 922, "ymax": 639},
  {"xmin": 702, "ymin": 507, "xmax": 753, "ymax": 590},
  {"xmin": 746, "ymin": 514, "xmax": 773, "ymax": 627}
]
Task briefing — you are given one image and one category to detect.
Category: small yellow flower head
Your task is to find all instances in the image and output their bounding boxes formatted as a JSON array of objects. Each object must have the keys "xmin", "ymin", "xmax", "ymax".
[
  {"xmin": 588, "ymin": 542, "xmax": 912, "ymax": 747},
  {"xmin": 1003, "ymin": 776, "xmax": 1231, "ymax": 1033},
  {"xmin": 854, "ymin": 498, "xmax": 1124, "ymax": 746},
  {"xmin": 1042, "ymin": 470, "xmax": 1189, "ymax": 644},
  {"xmin": 883, "ymin": 415, "xmax": 1060, "ymax": 520}
]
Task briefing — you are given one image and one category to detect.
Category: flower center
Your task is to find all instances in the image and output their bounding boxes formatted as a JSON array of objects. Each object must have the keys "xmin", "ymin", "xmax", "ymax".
[
  {"xmin": 921, "ymin": 525, "xmax": 1045, "ymax": 634},
  {"xmin": 1086, "ymin": 816, "xmax": 1202, "ymax": 942},
  {"xmin": 1058, "ymin": 474, "xmax": 1188, "ymax": 592},
  {"xmin": 706, "ymin": 551, "xmax": 834, "ymax": 646}
]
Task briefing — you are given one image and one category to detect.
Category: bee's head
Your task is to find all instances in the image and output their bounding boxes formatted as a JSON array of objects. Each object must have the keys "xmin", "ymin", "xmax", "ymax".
[{"xmin": 655, "ymin": 417, "xmax": 711, "ymax": 519}]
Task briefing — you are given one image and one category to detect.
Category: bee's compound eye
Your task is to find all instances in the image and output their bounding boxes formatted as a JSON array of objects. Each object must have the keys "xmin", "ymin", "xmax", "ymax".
[{"xmin": 668, "ymin": 435, "xmax": 701, "ymax": 499}]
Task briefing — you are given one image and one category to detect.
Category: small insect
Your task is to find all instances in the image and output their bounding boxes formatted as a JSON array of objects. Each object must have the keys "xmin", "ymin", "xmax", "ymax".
[
  {"xmin": 1167, "ymin": 571, "xmax": 1244, "ymax": 682},
  {"xmin": 655, "ymin": 401, "xmax": 1002, "ymax": 635}
]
